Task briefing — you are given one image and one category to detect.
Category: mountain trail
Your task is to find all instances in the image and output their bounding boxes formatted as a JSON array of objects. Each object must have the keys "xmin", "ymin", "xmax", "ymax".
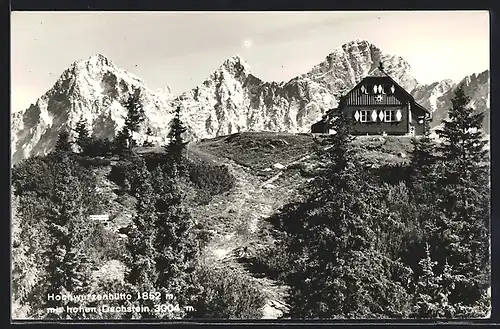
[{"xmin": 188, "ymin": 144, "xmax": 292, "ymax": 319}]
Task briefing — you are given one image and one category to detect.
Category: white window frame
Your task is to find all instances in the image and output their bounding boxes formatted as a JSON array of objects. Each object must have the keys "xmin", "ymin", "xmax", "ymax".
[
  {"xmin": 384, "ymin": 110, "xmax": 397, "ymax": 122},
  {"xmin": 359, "ymin": 110, "xmax": 371, "ymax": 123}
]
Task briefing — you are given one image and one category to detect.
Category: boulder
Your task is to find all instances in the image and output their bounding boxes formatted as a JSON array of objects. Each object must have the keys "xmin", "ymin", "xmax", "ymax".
[{"xmin": 273, "ymin": 163, "xmax": 286, "ymax": 170}]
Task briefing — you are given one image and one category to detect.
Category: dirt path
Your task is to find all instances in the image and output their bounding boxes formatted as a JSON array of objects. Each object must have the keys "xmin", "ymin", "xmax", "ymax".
[{"xmin": 188, "ymin": 144, "xmax": 292, "ymax": 319}]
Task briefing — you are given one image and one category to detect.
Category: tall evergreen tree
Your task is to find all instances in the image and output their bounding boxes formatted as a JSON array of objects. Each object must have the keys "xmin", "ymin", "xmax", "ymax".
[
  {"xmin": 409, "ymin": 117, "xmax": 437, "ymax": 193},
  {"xmin": 282, "ymin": 107, "xmax": 411, "ymax": 318},
  {"xmin": 406, "ymin": 116, "xmax": 439, "ymax": 264},
  {"xmin": 164, "ymin": 106, "xmax": 188, "ymax": 170},
  {"xmin": 433, "ymin": 85, "xmax": 490, "ymax": 307},
  {"xmin": 151, "ymin": 165, "xmax": 200, "ymax": 318},
  {"xmin": 124, "ymin": 157, "xmax": 158, "ymax": 319},
  {"xmin": 113, "ymin": 127, "xmax": 132, "ymax": 155},
  {"xmin": 413, "ymin": 243, "xmax": 456, "ymax": 318},
  {"xmin": 123, "ymin": 89, "xmax": 145, "ymax": 134},
  {"xmin": 43, "ymin": 152, "xmax": 93, "ymax": 319},
  {"xmin": 54, "ymin": 130, "xmax": 73, "ymax": 154},
  {"xmin": 114, "ymin": 89, "xmax": 145, "ymax": 153},
  {"xmin": 74, "ymin": 118, "xmax": 91, "ymax": 155}
]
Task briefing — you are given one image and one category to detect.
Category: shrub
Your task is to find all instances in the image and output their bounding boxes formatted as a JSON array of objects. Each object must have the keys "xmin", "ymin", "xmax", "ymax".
[
  {"xmin": 191, "ymin": 266, "xmax": 266, "ymax": 319},
  {"xmin": 108, "ymin": 158, "xmax": 143, "ymax": 194},
  {"xmin": 83, "ymin": 223, "xmax": 128, "ymax": 264},
  {"xmin": 372, "ymin": 163, "xmax": 411, "ymax": 185},
  {"xmin": 12, "ymin": 156, "xmax": 54, "ymax": 198},
  {"xmin": 244, "ymin": 242, "xmax": 292, "ymax": 282},
  {"xmin": 77, "ymin": 156, "xmax": 111, "ymax": 168},
  {"xmin": 187, "ymin": 161, "xmax": 236, "ymax": 204}
]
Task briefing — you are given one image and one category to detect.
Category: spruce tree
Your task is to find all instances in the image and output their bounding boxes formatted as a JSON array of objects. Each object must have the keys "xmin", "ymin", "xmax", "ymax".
[
  {"xmin": 409, "ymin": 117, "xmax": 437, "ymax": 195},
  {"xmin": 11, "ymin": 192, "xmax": 43, "ymax": 318},
  {"xmin": 282, "ymin": 109, "xmax": 411, "ymax": 318},
  {"xmin": 123, "ymin": 89, "xmax": 145, "ymax": 134},
  {"xmin": 164, "ymin": 106, "xmax": 188, "ymax": 170},
  {"xmin": 151, "ymin": 165, "xmax": 200, "ymax": 318},
  {"xmin": 433, "ymin": 85, "xmax": 490, "ymax": 307},
  {"xmin": 74, "ymin": 118, "xmax": 91, "ymax": 155},
  {"xmin": 413, "ymin": 243, "xmax": 456, "ymax": 318},
  {"xmin": 407, "ymin": 117, "xmax": 439, "ymax": 265},
  {"xmin": 43, "ymin": 152, "xmax": 93, "ymax": 319},
  {"xmin": 115, "ymin": 89, "xmax": 145, "ymax": 153},
  {"xmin": 54, "ymin": 130, "xmax": 73, "ymax": 154},
  {"xmin": 124, "ymin": 157, "xmax": 158, "ymax": 319},
  {"xmin": 113, "ymin": 127, "xmax": 132, "ymax": 155}
]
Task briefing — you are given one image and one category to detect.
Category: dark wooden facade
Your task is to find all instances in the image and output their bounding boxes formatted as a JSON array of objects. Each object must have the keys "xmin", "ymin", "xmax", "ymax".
[{"xmin": 311, "ymin": 74, "xmax": 431, "ymax": 136}]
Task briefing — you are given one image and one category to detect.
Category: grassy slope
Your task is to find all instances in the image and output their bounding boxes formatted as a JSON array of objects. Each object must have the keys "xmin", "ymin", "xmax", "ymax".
[
  {"xmin": 190, "ymin": 132, "xmax": 415, "ymax": 318},
  {"xmin": 86, "ymin": 132, "xmax": 415, "ymax": 319}
]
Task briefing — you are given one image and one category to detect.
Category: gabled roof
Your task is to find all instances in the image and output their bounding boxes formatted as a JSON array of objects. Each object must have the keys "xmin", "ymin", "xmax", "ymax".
[{"xmin": 343, "ymin": 67, "xmax": 431, "ymax": 115}]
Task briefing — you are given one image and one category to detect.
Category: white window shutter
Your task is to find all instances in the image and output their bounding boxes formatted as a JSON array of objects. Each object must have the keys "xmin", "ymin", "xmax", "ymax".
[
  {"xmin": 354, "ymin": 110, "xmax": 360, "ymax": 122},
  {"xmin": 371, "ymin": 110, "xmax": 378, "ymax": 122},
  {"xmin": 396, "ymin": 110, "xmax": 402, "ymax": 121},
  {"xmin": 379, "ymin": 111, "xmax": 384, "ymax": 121}
]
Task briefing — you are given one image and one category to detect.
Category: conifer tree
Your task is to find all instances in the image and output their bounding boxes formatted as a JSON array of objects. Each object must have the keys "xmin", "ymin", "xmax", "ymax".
[
  {"xmin": 124, "ymin": 157, "xmax": 158, "ymax": 319},
  {"xmin": 164, "ymin": 106, "xmax": 188, "ymax": 170},
  {"xmin": 43, "ymin": 152, "xmax": 93, "ymax": 319},
  {"xmin": 54, "ymin": 130, "xmax": 73, "ymax": 154},
  {"xmin": 115, "ymin": 89, "xmax": 145, "ymax": 153},
  {"xmin": 123, "ymin": 89, "xmax": 145, "ymax": 134},
  {"xmin": 413, "ymin": 243, "xmax": 456, "ymax": 318},
  {"xmin": 409, "ymin": 117, "xmax": 437, "ymax": 194},
  {"xmin": 433, "ymin": 85, "xmax": 490, "ymax": 307},
  {"xmin": 113, "ymin": 127, "xmax": 132, "ymax": 155},
  {"xmin": 12, "ymin": 192, "xmax": 43, "ymax": 318},
  {"xmin": 407, "ymin": 116, "xmax": 439, "ymax": 260},
  {"xmin": 151, "ymin": 164, "xmax": 200, "ymax": 318},
  {"xmin": 282, "ymin": 108, "xmax": 411, "ymax": 318},
  {"xmin": 74, "ymin": 118, "xmax": 91, "ymax": 155}
]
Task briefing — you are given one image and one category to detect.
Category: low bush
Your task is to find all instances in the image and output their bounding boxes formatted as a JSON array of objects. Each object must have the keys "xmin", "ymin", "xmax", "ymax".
[
  {"xmin": 77, "ymin": 156, "xmax": 111, "ymax": 168},
  {"xmin": 191, "ymin": 265, "xmax": 266, "ymax": 319},
  {"xmin": 81, "ymin": 137, "xmax": 114, "ymax": 157},
  {"xmin": 246, "ymin": 242, "xmax": 293, "ymax": 282},
  {"xmin": 83, "ymin": 223, "xmax": 128, "ymax": 264},
  {"xmin": 187, "ymin": 161, "xmax": 236, "ymax": 204},
  {"xmin": 107, "ymin": 156, "xmax": 145, "ymax": 194}
]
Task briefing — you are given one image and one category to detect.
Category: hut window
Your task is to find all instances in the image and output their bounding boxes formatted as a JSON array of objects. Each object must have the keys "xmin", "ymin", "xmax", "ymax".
[
  {"xmin": 359, "ymin": 110, "xmax": 371, "ymax": 123},
  {"xmin": 384, "ymin": 110, "xmax": 398, "ymax": 122}
]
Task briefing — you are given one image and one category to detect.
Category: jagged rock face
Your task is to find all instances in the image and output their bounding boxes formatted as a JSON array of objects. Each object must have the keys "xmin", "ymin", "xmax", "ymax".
[
  {"xmin": 412, "ymin": 70, "xmax": 490, "ymax": 132},
  {"xmin": 11, "ymin": 54, "xmax": 174, "ymax": 163},
  {"xmin": 11, "ymin": 40, "xmax": 490, "ymax": 164},
  {"xmin": 171, "ymin": 55, "xmax": 337, "ymax": 139},
  {"xmin": 304, "ymin": 39, "xmax": 418, "ymax": 93}
]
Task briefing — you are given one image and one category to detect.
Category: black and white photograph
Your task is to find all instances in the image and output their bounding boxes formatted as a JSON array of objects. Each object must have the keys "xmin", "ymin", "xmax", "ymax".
[{"xmin": 10, "ymin": 10, "xmax": 491, "ymax": 320}]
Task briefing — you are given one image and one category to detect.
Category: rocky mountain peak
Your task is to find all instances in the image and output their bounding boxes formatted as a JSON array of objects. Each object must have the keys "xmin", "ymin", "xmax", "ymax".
[
  {"xmin": 220, "ymin": 54, "xmax": 252, "ymax": 77},
  {"xmin": 342, "ymin": 39, "xmax": 372, "ymax": 52},
  {"xmin": 156, "ymin": 84, "xmax": 173, "ymax": 102},
  {"xmin": 11, "ymin": 41, "xmax": 490, "ymax": 164}
]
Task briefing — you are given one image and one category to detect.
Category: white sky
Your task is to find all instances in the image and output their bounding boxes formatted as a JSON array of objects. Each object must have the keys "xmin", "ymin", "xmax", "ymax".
[{"xmin": 11, "ymin": 11, "xmax": 489, "ymax": 113}]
